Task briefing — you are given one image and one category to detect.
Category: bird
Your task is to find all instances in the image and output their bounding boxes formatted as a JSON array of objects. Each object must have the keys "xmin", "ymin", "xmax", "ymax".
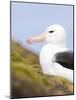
[{"xmin": 27, "ymin": 24, "xmax": 74, "ymax": 83}]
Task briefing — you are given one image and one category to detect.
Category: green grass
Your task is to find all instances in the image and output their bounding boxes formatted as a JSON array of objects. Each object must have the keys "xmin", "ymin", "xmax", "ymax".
[{"xmin": 11, "ymin": 40, "xmax": 73, "ymax": 98}]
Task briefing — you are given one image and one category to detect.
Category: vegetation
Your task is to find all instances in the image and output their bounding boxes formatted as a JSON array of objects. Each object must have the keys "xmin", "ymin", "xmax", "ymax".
[{"xmin": 11, "ymin": 40, "xmax": 74, "ymax": 98}]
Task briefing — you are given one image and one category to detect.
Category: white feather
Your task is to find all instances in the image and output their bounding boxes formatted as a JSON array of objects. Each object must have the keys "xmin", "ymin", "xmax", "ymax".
[{"xmin": 39, "ymin": 24, "xmax": 73, "ymax": 82}]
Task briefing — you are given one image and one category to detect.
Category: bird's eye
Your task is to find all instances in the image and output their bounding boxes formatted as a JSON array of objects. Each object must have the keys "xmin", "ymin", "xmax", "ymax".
[{"xmin": 49, "ymin": 30, "xmax": 54, "ymax": 33}]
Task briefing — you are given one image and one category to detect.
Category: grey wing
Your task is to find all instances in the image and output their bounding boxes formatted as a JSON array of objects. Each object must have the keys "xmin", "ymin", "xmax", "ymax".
[{"xmin": 54, "ymin": 50, "xmax": 74, "ymax": 70}]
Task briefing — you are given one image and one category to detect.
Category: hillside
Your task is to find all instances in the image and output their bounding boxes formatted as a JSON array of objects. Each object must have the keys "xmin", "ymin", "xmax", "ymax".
[{"xmin": 11, "ymin": 40, "xmax": 74, "ymax": 98}]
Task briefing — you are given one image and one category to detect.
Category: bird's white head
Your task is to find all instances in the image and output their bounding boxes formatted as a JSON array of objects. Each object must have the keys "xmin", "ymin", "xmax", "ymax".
[
  {"xmin": 45, "ymin": 24, "xmax": 66, "ymax": 46},
  {"xmin": 27, "ymin": 24, "xmax": 66, "ymax": 47}
]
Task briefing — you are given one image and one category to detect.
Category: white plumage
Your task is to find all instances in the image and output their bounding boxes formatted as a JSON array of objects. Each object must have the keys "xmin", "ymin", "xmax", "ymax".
[
  {"xmin": 39, "ymin": 24, "xmax": 73, "ymax": 82},
  {"xmin": 27, "ymin": 24, "xmax": 73, "ymax": 83}
]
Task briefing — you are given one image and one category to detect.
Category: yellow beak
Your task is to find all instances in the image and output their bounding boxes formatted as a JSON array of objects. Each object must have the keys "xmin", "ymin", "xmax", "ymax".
[{"xmin": 27, "ymin": 33, "xmax": 46, "ymax": 44}]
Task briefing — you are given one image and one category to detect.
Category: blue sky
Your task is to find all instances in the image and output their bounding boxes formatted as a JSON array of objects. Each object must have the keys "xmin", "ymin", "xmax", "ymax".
[{"xmin": 11, "ymin": 2, "xmax": 73, "ymax": 54}]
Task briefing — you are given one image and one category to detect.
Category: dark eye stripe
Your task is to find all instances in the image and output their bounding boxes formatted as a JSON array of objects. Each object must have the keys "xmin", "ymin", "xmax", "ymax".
[{"xmin": 49, "ymin": 30, "xmax": 54, "ymax": 33}]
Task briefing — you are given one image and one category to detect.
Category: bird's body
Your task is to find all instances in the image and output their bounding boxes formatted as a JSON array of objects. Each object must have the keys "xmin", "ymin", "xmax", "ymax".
[
  {"xmin": 39, "ymin": 43, "xmax": 73, "ymax": 82},
  {"xmin": 27, "ymin": 24, "xmax": 74, "ymax": 83}
]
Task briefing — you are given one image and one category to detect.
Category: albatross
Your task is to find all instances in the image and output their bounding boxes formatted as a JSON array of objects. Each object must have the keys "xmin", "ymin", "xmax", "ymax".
[{"xmin": 27, "ymin": 24, "xmax": 74, "ymax": 83}]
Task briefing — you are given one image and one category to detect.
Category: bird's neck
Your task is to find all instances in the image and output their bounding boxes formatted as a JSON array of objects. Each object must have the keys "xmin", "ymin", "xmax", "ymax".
[
  {"xmin": 55, "ymin": 42, "xmax": 66, "ymax": 48},
  {"xmin": 46, "ymin": 41, "xmax": 66, "ymax": 48}
]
